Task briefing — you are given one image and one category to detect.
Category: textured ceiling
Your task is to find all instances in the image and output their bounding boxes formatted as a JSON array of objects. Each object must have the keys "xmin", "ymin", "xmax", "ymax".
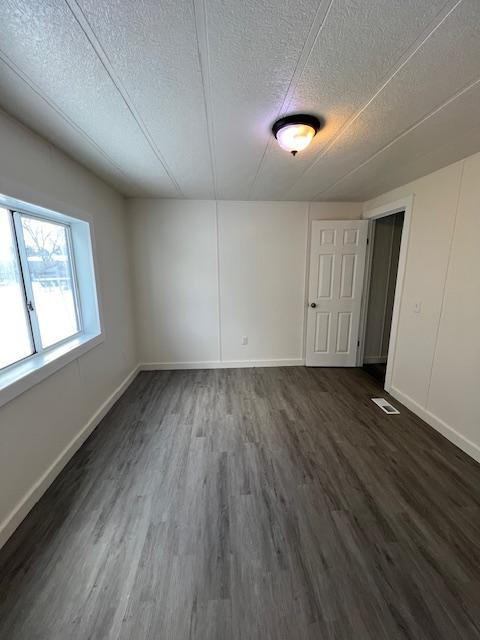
[{"xmin": 0, "ymin": 0, "xmax": 479, "ymax": 201}]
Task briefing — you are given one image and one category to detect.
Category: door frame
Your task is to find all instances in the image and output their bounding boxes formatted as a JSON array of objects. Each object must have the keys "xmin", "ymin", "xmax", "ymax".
[{"xmin": 357, "ymin": 195, "xmax": 414, "ymax": 392}]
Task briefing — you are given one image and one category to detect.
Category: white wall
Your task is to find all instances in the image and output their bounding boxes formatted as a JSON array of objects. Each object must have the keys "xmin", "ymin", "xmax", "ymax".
[
  {"xmin": 218, "ymin": 201, "xmax": 307, "ymax": 363},
  {"xmin": 0, "ymin": 110, "xmax": 137, "ymax": 547},
  {"xmin": 128, "ymin": 199, "xmax": 362, "ymax": 366},
  {"xmin": 364, "ymin": 152, "xmax": 480, "ymax": 462},
  {"xmin": 129, "ymin": 199, "xmax": 219, "ymax": 365}
]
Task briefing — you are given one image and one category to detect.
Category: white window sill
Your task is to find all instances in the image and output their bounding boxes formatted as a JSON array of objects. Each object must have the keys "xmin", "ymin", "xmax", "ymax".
[{"xmin": 0, "ymin": 332, "xmax": 104, "ymax": 408}]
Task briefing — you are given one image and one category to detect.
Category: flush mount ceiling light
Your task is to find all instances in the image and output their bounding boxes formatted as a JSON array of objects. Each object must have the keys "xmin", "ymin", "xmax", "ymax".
[{"xmin": 272, "ymin": 114, "xmax": 321, "ymax": 156}]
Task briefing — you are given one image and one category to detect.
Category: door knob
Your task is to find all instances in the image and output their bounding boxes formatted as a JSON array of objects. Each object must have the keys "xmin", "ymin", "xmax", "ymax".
[{"xmin": 310, "ymin": 302, "xmax": 317, "ymax": 308}]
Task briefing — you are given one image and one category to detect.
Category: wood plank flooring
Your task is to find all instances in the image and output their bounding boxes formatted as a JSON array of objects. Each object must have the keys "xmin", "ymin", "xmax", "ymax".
[{"xmin": 1, "ymin": 367, "xmax": 480, "ymax": 639}]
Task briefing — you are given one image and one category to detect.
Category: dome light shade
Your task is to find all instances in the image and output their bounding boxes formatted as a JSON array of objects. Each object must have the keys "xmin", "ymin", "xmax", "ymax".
[{"xmin": 272, "ymin": 114, "xmax": 321, "ymax": 156}]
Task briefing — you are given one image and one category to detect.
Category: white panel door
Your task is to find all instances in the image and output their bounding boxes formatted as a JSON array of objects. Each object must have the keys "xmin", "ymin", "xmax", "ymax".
[{"xmin": 306, "ymin": 220, "xmax": 368, "ymax": 366}]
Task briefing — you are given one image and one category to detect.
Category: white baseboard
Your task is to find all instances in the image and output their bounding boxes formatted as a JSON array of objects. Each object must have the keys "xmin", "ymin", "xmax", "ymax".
[
  {"xmin": 390, "ymin": 386, "xmax": 480, "ymax": 464},
  {"xmin": 363, "ymin": 356, "xmax": 388, "ymax": 364},
  {"xmin": 0, "ymin": 365, "xmax": 140, "ymax": 551},
  {"xmin": 141, "ymin": 359, "xmax": 305, "ymax": 370}
]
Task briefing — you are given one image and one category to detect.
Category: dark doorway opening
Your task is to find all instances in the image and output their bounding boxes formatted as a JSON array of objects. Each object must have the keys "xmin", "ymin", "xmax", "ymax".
[{"xmin": 363, "ymin": 211, "xmax": 404, "ymax": 385}]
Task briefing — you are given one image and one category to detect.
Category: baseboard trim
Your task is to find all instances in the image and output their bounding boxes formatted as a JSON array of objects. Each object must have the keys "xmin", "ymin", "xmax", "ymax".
[
  {"xmin": 0, "ymin": 364, "xmax": 140, "ymax": 551},
  {"xmin": 390, "ymin": 386, "xmax": 480, "ymax": 464},
  {"xmin": 141, "ymin": 359, "xmax": 305, "ymax": 370}
]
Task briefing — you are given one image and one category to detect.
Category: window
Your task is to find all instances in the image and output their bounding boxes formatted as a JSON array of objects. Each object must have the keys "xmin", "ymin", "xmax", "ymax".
[
  {"xmin": 0, "ymin": 209, "xmax": 34, "ymax": 369},
  {"xmin": 0, "ymin": 195, "xmax": 102, "ymax": 406},
  {"xmin": 19, "ymin": 215, "xmax": 80, "ymax": 349},
  {"xmin": 1, "ymin": 208, "xmax": 81, "ymax": 367}
]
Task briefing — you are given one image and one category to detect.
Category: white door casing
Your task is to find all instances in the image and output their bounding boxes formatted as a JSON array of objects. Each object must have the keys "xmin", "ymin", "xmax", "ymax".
[{"xmin": 306, "ymin": 220, "xmax": 368, "ymax": 366}]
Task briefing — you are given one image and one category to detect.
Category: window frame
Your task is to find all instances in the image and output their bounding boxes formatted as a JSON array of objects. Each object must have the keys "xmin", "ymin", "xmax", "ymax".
[
  {"xmin": 0, "ymin": 194, "xmax": 103, "ymax": 407},
  {"xmin": 12, "ymin": 210, "xmax": 84, "ymax": 356},
  {"xmin": 0, "ymin": 208, "xmax": 36, "ymax": 368}
]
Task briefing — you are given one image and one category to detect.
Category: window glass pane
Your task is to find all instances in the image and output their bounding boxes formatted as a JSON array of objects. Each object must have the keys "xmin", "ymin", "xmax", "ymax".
[
  {"xmin": 20, "ymin": 215, "xmax": 79, "ymax": 348},
  {"xmin": 0, "ymin": 208, "xmax": 33, "ymax": 369}
]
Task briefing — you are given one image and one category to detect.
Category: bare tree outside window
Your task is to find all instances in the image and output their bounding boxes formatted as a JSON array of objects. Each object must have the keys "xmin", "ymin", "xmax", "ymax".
[{"xmin": 21, "ymin": 216, "xmax": 79, "ymax": 347}]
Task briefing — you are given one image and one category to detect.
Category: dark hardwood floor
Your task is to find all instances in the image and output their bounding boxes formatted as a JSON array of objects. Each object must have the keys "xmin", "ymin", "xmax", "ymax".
[
  {"xmin": 1, "ymin": 367, "xmax": 480, "ymax": 639},
  {"xmin": 363, "ymin": 362, "xmax": 387, "ymax": 384}
]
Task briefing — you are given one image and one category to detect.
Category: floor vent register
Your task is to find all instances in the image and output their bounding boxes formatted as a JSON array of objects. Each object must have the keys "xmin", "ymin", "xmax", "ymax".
[{"xmin": 371, "ymin": 397, "xmax": 400, "ymax": 414}]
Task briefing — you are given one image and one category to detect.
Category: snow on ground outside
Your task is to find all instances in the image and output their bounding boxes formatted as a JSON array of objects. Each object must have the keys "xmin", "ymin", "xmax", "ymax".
[{"xmin": 0, "ymin": 283, "xmax": 77, "ymax": 370}]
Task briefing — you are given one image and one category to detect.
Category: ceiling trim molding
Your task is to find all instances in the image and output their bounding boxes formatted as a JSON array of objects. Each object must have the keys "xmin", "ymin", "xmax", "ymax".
[
  {"xmin": 64, "ymin": 0, "xmax": 184, "ymax": 197},
  {"xmin": 0, "ymin": 48, "xmax": 135, "ymax": 192},
  {"xmin": 315, "ymin": 75, "xmax": 480, "ymax": 199},
  {"xmin": 192, "ymin": 0, "xmax": 218, "ymax": 199},
  {"xmin": 283, "ymin": 0, "xmax": 465, "ymax": 198}
]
